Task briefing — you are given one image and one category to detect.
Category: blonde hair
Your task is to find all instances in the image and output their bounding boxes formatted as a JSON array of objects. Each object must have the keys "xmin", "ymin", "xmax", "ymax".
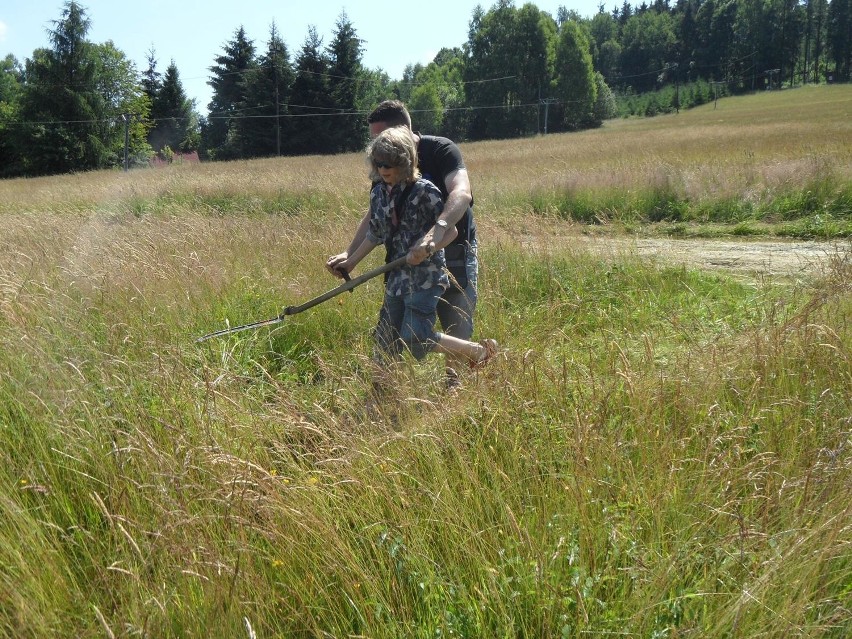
[{"xmin": 366, "ymin": 126, "xmax": 420, "ymax": 184}]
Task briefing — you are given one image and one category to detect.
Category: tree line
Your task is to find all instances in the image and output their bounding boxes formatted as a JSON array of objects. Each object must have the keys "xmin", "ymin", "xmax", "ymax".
[{"xmin": 1, "ymin": 0, "xmax": 850, "ymax": 177}]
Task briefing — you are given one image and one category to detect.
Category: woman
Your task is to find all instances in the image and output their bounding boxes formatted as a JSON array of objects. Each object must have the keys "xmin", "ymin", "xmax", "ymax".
[{"xmin": 333, "ymin": 126, "xmax": 496, "ymax": 374}]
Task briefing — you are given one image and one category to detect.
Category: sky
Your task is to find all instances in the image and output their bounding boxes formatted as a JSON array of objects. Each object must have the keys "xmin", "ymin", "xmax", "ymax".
[{"xmin": 1, "ymin": 0, "xmax": 604, "ymax": 114}]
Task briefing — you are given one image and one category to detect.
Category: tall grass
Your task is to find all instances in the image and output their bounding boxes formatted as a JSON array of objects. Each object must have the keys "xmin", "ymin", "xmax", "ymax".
[
  {"xmin": 2, "ymin": 85, "xmax": 850, "ymax": 236},
  {"xmin": 0, "ymin": 87, "xmax": 850, "ymax": 637}
]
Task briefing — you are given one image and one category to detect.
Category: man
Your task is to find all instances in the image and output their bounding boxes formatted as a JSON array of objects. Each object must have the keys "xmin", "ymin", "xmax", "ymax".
[{"xmin": 326, "ymin": 100, "xmax": 480, "ymax": 389}]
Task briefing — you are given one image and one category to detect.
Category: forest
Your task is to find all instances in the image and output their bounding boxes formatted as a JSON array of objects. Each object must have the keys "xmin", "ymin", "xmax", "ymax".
[{"xmin": 1, "ymin": 0, "xmax": 851, "ymax": 176}]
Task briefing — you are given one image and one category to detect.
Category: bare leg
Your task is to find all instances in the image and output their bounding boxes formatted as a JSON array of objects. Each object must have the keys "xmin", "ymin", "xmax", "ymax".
[{"xmin": 433, "ymin": 334, "xmax": 497, "ymax": 368}]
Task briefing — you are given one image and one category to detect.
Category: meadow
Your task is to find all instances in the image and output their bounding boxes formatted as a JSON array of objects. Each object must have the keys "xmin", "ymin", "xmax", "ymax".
[{"xmin": 0, "ymin": 85, "xmax": 850, "ymax": 638}]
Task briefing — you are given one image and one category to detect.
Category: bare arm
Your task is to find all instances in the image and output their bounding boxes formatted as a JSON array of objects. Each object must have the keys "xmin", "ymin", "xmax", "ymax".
[
  {"xmin": 436, "ymin": 168, "xmax": 472, "ymax": 228},
  {"xmin": 407, "ymin": 225, "xmax": 458, "ymax": 266},
  {"xmin": 412, "ymin": 168, "xmax": 471, "ymax": 259},
  {"xmin": 335, "ymin": 236, "xmax": 381, "ymax": 275},
  {"xmin": 326, "ymin": 210, "xmax": 371, "ymax": 278}
]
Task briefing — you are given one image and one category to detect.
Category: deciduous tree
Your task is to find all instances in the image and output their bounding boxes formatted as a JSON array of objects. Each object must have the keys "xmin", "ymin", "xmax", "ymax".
[
  {"xmin": 553, "ymin": 19, "xmax": 598, "ymax": 129},
  {"xmin": 406, "ymin": 47, "xmax": 468, "ymax": 140},
  {"xmin": 828, "ymin": 0, "xmax": 852, "ymax": 80},
  {"xmin": 465, "ymin": 0, "xmax": 556, "ymax": 139},
  {"xmin": 0, "ymin": 55, "xmax": 24, "ymax": 176},
  {"xmin": 619, "ymin": 8, "xmax": 677, "ymax": 92}
]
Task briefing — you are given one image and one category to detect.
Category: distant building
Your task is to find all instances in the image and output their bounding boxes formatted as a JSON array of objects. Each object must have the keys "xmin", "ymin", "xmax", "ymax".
[{"xmin": 149, "ymin": 151, "xmax": 200, "ymax": 167}]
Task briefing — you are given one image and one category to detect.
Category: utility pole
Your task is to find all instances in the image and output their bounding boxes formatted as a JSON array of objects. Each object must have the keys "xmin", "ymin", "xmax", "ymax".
[
  {"xmin": 672, "ymin": 62, "xmax": 680, "ymax": 114},
  {"xmin": 537, "ymin": 86, "xmax": 541, "ymax": 134},
  {"xmin": 120, "ymin": 113, "xmax": 138, "ymax": 172},
  {"xmin": 273, "ymin": 45, "xmax": 281, "ymax": 157},
  {"xmin": 752, "ymin": 49, "xmax": 756, "ymax": 91},
  {"xmin": 539, "ymin": 97, "xmax": 557, "ymax": 134},
  {"xmin": 662, "ymin": 62, "xmax": 679, "ymax": 113},
  {"xmin": 275, "ymin": 82, "xmax": 281, "ymax": 157},
  {"xmin": 765, "ymin": 68, "xmax": 781, "ymax": 90},
  {"xmin": 711, "ymin": 81, "xmax": 725, "ymax": 109}
]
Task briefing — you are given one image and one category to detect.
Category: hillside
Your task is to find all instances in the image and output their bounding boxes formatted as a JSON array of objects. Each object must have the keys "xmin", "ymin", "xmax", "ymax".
[{"xmin": 0, "ymin": 86, "xmax": 850, "ymax": 638}]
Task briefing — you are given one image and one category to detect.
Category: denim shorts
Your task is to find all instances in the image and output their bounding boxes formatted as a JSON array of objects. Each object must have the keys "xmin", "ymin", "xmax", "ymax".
[
  {"xmin": 374, "ymin": 286, "xmax": 443, "ymax": 361},
  {"xmin": 436, "ymin": 242, "xmax": 478, "ymax": 341}
]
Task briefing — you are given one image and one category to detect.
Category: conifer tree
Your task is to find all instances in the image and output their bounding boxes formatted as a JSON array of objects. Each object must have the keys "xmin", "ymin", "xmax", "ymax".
[
  {"xmin": 326, "ymin": 11, "xmax": 364, "ymax": 153},
  {"xmin": 204, "ymin": 27, "xmax": 257, "ymax": 159},
  {"xmin": 237, "ymin": 23, "xmax": 295, "ymax": 157},
  {"xmin": 289, "ymin": 26, "xmax": 335, "ymax": 155},
  {"xmin": 141, "ymin": 47, "xmax": 162, "ymax": 101},
  {"xmin": 16, "ymin": 1, "xmax": 145, "ymax": 175},
  {"xmin": 149, "ymin": 61, "xmax": 197, "ymax": 155},
  {"xmin": 17, "ymin": 1, "xmax": 105, "ymax": 173}
]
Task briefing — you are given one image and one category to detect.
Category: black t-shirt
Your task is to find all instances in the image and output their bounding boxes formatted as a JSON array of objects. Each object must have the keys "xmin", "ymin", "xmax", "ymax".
[{"xmin": 416, "ymin": 134, "xmax": 476, "ymax": 245}]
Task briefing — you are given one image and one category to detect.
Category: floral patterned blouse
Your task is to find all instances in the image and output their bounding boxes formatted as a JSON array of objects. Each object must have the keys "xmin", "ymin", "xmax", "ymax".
[{"xmin": 366, "ymin": 179, "xmax": 449, "ymax": 296}]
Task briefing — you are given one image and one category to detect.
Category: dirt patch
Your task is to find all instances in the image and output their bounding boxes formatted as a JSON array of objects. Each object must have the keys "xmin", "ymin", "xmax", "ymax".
[
  {"xmin": 595, "ymin": 237, "xmax": 849, "ymax": 278},
  {"xmin": 514, "ymin": 229, "xmax": 851, "ymax": 279}
]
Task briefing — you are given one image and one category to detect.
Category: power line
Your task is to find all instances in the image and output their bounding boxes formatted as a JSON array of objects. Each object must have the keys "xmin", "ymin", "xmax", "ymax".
[
  {"xmin": 2, "ymin": 97, "xmax": 592, "ymax": 128},
  {"xmin": 12, "ymin": 65, "xmax": 518, "ymax": 97}
]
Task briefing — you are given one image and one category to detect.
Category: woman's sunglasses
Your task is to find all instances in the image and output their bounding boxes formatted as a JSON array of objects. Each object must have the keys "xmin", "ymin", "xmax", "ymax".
[{"xmin": 374, "ymin": 161, "xmax": 396, "ymax": 170}]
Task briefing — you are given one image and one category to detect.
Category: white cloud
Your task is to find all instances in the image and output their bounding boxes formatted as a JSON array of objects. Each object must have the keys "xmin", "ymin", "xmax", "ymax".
[{"xmin": 0, "ymin": 21, "xmax": 7, "ymax": 43}]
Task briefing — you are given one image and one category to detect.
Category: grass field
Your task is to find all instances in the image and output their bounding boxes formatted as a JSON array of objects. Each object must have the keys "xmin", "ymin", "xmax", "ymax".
[{"xmin": 0, "ymin": 86, "xmax": 850, "ymax": 638}]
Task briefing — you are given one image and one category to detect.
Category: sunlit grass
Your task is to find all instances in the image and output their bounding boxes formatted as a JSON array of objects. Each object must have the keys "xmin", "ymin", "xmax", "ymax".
[
  {"xmin": 0, "ymin": 86, "xmax": 850, "ymax": 638},
  {"xmin": 2, "ymin": 85, "xmax": 850, "ymax": 235}
]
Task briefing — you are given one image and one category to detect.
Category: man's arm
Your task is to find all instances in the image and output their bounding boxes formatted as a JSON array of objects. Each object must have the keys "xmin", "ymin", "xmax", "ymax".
[
  {"xmin": 408, "ymin": 225, "xmax": 458, "ymax": 266},
  {"xmin": 436, "ymin": 168, "xmax": 472, "ymax": 228},
  {"xmin": 413, "ymin": 168, "xmax": 471, "ymax": 258}
]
